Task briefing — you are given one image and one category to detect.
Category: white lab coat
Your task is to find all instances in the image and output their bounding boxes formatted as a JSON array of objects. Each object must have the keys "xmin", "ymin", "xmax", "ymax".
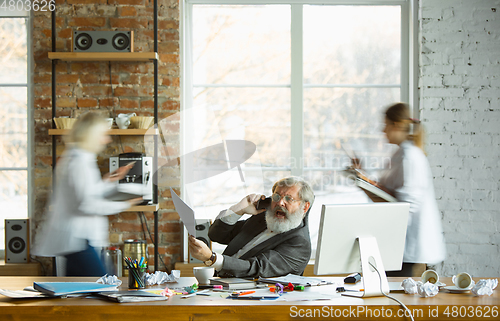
[
  {"xmin": 34, "ymin": 147, "xmax": 130, "ymax": 257},
  {"xmin": 379, "ymin": 140, "xmax": 446, "ymax": 264}
]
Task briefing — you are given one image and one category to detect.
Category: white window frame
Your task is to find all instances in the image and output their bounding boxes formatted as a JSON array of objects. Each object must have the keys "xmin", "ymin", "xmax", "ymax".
[
  {"xmin": 0, "ymin": 9, "xmax": 33, "ymax": 257},
  {"xmin": 180, "ymin": 0, "xmax": 418, "ymax": 261}
]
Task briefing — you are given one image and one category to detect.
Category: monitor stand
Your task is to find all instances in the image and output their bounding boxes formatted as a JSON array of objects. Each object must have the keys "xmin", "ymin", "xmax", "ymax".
[{"xmin": 342, "ymin": 236, "xmax": 390, "ymax": 298}]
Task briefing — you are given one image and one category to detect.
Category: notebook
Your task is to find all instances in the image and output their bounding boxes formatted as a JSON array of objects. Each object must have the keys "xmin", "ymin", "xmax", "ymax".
[
  {"xmin": 33, "ymin": 282, "xmax": 118, "ymax": 296},
  {"xmin": 209, "ymin": 277, "xmax": 256, "ymax": 290}
]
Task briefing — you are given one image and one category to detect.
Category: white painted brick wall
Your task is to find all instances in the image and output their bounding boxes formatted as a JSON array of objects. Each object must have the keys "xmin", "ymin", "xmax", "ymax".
[{"xmin": 420, "ymin": 0, "xmax": 500, "ymax": 277}]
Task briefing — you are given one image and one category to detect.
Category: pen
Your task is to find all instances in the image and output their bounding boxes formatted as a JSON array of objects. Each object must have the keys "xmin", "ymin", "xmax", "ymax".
[
  {"xmin": 197, "ymin": 285, "xmax": 223, "ymax": 289},
  {"xmin": 233, "ymin": 290, "xmax": 255, "ymax": 296}
]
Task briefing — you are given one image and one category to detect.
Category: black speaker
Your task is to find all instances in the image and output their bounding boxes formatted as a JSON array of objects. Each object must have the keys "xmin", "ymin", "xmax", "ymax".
[
  {"xmin": 73, "ymin": 31, "xmax": 134, "ymax": 52},
  {"xmin": 5, "ymin": 219, "xmax": 29, "ymax": 263},
  {"xmin": 189, "ymin": 219, "xmax": 212, "ymax": 263}
]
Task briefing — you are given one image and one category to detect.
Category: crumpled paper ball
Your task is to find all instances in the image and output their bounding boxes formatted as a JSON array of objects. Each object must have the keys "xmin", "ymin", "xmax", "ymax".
[
  {"xmin": 417, "ymin": 281, "xmax": 439, "ymax": 298},
  {"xmin": 402, "ymin": 278, "xmax": 420, "ymax": 294},
  {"xmin": 145, "ymin": 270, "xmax": 181, "ymax": 285},
  {"xmin": 472, "ymin": 279, "xmax": 498, "ymax": 296},
  {"xmin": 96, "ymin": 274, "xmax": 122, "ymax": 286}
]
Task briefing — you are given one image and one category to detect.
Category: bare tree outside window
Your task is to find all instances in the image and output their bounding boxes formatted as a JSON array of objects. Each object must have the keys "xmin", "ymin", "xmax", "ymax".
[
  {"xmin": 186, "ymin": 4, "xmax": 404, "ymax": 255},
  {"xmin": 0, "ymin": 18, "xmax": 29, "ymax": 251}
]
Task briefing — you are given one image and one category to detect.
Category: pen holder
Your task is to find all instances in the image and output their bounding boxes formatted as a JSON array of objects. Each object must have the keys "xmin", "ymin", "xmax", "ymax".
[{"xmin": 127, "ymin": 267, "xmax": 146, "ymax": 289}]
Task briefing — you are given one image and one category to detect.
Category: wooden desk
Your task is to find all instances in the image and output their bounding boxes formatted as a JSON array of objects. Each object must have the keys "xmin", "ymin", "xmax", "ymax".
[{"xmin": 0, "ymin": 277, "xmax": 498, "ymax": 320}]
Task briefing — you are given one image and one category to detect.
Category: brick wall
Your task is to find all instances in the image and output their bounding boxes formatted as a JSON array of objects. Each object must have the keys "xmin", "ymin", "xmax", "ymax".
[
  {"xmin": 419, "ymin": 0, "xmax": 500, "ymax": 277},
  {"xmin": 32, "ymin": 0, "xmax": 181, "ymax": 273}
]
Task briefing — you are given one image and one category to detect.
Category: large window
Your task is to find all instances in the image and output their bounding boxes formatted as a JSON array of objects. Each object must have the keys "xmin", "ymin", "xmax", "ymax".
[
  {"xmin": 0, "ymin": 9, "xmax": 31, "ymax": 255},
  {"xmin": 181, "ymin": 1, "xmax": 413, "ymax": 257}
]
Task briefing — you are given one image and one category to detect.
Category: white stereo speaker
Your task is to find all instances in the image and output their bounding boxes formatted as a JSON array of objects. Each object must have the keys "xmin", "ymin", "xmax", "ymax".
[
  {"xmin": 5, "ymin": 219, "xmax": 30, "ymax": 263},
  {"xmin": 189, "ymin": 219, "xmax": 212, "ymax": 263},
  {"xmin": 73, "ymin": 31, "xmax": 134, "ymax": 52}
]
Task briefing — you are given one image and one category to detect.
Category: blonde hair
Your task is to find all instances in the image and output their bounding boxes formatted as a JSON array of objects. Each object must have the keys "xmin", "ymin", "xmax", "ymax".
[
  {"xmin": 68, "ymin": 112, "xmax": 108, "ymax": 150},
  {"xmin": 385, "ymin": 102, "xmax": 425, "ymax": 151}
]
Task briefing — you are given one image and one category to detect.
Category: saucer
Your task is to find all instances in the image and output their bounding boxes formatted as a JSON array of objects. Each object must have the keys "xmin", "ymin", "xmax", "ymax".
[{"xmin": 444, "ymin": 285, "xmax": 472, "ymax": 293}]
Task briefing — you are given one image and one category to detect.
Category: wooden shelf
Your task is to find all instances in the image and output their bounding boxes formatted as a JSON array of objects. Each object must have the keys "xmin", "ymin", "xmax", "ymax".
[
  {"xmin": 49, "ymin": 128, "xmax": 158, "ymax": 136},
  {"xmin": 126, "ymin": 204, "xmax": 159, "ymax": 212},
  {"xmin": 0, "ymin": 260, "xmax": 42, "ymax": 276},
  {"xmin": 48, "ymin": 52, "xmax": 158, "ymax": 61}
]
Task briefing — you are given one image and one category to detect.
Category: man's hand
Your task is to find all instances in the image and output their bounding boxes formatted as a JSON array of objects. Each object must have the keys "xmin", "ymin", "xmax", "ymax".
[
  {"xmin": 229, "ymin": 194, "xmax": 267, "ymax": 216},
  {"xmin": 188, "ymin": 235, "xmax": 213, "ymax": 262}
]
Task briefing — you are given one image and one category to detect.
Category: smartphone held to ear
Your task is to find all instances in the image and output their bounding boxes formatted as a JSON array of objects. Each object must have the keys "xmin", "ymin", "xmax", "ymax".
[{"xmin": 256, "ymin": 196, "xmax": 271, "ymax": 210}]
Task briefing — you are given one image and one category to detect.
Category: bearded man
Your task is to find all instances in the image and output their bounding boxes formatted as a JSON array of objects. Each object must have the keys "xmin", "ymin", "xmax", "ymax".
[{"xmin": 188, "ymin": 176, "xmax": 314, "ymax": 278}]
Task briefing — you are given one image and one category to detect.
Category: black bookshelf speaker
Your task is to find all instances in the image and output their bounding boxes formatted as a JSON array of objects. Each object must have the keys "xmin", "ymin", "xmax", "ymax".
[
  {"xmin": 189, "ymin": 219, "xmax": 212, "ymax": 263},
  {"xmin": 73, "ymin": 31, "xmax": 134, "ymax": 52},
  {"xmin": 5, "ymin": 219, "xmax": 30, "ymax": 263}
]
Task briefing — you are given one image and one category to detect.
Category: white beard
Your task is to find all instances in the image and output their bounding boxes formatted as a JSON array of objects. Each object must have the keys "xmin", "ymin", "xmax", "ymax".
[{"xmin": 265, "ymin": 205, "xmax": 304, "ymax": 234}]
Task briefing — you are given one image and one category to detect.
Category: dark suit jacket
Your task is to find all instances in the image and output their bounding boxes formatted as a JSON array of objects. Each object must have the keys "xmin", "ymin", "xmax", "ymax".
[{"xmin": 208, "ymin": 209, "xmax": 311, "ymax": 278}]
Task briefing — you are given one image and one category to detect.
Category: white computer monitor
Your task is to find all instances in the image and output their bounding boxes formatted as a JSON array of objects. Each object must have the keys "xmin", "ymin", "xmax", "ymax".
[{"xmin": 314, "ymin": 202, "xmax": 409, "ymax": 298}]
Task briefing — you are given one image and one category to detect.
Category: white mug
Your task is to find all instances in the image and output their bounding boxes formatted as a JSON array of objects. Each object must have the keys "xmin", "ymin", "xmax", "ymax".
[
  {"xmin": 452, "ymin": 272, "xmax": 474, "ymax": 289},
  {"xmin": 421, "ymin": 269, "xmax": 439, "ymax": 284},
  {"xmin": 115, "ymin": 113, "xmax": 136, "ymax": 129},
  {"xmin": 105, "ymin": 118, "xmax": 114, "ymax": 129},
  {"xmin": 193, "ymin": 266, "xmax": 214, "ymax": 285}
]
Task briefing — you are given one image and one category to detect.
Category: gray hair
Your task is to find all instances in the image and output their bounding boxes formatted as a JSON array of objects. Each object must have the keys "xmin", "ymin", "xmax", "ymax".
[{"xmin": 272, "ymin": 176, "xmax": 314, "ymax": 206}]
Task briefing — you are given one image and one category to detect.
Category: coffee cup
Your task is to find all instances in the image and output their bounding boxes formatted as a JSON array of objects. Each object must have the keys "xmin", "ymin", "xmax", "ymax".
[
  {"xmin": 421, "ymin": 269, "xmax": 439, "ymax": 284},
  {"xmin": 105, "ymin": 118, "xmax": 114, "ymax": 129},
  {"xmin": 193, "ymin": 266, "xmax": 214, "ymax": 285},
  {"xmin": 452, "ymin": 272, "xmax": 474, "ymax": 289}
]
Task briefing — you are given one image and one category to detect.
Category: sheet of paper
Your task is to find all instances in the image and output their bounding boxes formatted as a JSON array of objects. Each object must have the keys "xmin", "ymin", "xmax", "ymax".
[
  {"xmin": 259, "ymin": 274, "xmax": 335, "ymax": 286},
  {"xmin": 0, "ymin": 289, "xmax": 50, "ymax": 298},
  {"xmin": 170, "ymin": 188, "xmax": 196, "ymax": 235}
]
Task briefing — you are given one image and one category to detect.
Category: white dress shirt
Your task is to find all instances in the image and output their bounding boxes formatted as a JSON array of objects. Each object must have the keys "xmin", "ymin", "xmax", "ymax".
[
  {"xmin": 379, "ymin": 140, "xmax": 446, "ymax": 264},
  {"xmin": 210, "ymin": 209, "xmax": 277, "ymax": 271},
  {"xmin": 34, "ymin": 147, "xmax": 130, "ymax": 256}
]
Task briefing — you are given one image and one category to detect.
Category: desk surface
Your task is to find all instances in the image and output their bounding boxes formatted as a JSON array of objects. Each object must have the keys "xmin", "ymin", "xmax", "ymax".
[{"xmin": 0, "ymin": 276, "xmax": 498, "ymax": 320}]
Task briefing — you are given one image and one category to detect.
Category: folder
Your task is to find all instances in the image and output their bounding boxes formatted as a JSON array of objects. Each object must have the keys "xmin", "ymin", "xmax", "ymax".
[{"xmin": 33, "ymin": 282, "xmax": 118, "ymax": 296}]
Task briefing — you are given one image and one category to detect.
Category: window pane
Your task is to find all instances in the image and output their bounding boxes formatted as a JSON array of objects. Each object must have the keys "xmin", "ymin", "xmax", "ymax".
[
  {"xmin": 0, "ymin": 18, "xmax": 27, "ymax": 84},
  {"xmin": 304, "ymin": 87, "xmax": 399, "ymax": 171},
  {"xmin": 0, "ymin": 87, "xmax": 28, "ymax": 168},
  {"xmin": 304, "ymin": 6, "xmax": 401, "ymax": 85},
  {"xmin": 192, "ymin": 5, "xmax": 290, "ymax": 85},
  {"xmin": 193, "ymin": 87, "xmax": 291, "ymax": 167},
  {"xmin": 0, "ymin": 170, "xmax": 28, "ymax": 250}
]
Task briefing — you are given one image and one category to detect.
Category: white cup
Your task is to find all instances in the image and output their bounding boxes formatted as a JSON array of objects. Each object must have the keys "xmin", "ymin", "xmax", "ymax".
[
  {"xmin": 193, "ymin": 266, "xmax": 214, "ymax": 285},
  {"xmin": 105, "ymin": 118, "xmax": 114, "ymax": 129},
  {"xmin": 452, "ymin": 272, "xmax": 474, "ymax": 289},
  {"xmin": 421, "ymin": 269, "xmax": 439, "ymax": 284}
]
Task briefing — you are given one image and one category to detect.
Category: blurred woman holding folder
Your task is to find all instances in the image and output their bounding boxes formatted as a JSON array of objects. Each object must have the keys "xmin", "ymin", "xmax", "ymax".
[
  {"xmin": 34, "ymin": 113, "xmax": 142, "ymax": 276},
  {"xmin": 356, "ymin": 103, "xmax": 446, "ymax": 276}
]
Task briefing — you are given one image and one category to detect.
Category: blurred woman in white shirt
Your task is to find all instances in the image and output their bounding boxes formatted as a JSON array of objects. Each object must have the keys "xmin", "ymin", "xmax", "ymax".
[
  {"xmin": 34, "ymin": 112, "xmax": 142, "ymax": 276},
  {"xmin": 379, "ymin": 103, "xmax": 446, "ymax": 276}
]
